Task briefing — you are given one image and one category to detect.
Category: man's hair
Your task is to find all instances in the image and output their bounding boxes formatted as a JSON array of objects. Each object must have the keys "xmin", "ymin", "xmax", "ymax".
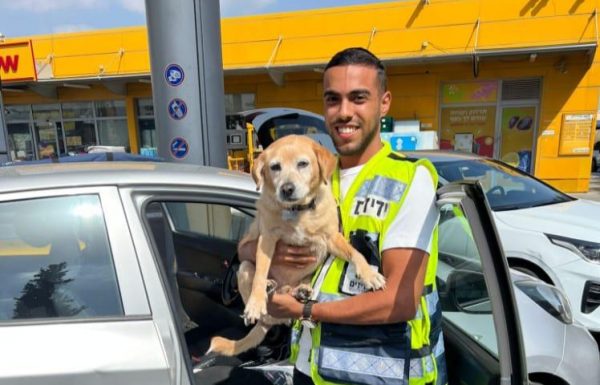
[{"xmin": 324, "ymin": 47, "xmax": 387, "ymax": 92}]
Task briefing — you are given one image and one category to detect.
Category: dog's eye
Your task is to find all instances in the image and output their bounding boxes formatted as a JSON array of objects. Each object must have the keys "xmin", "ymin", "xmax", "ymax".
[
  {"xmin": 297, "ymin": 160, "xmax": 309, "ymax": 169},
  {"xmin": 270, "ymin": 163, "xmax": 281, "ymax": 172}
]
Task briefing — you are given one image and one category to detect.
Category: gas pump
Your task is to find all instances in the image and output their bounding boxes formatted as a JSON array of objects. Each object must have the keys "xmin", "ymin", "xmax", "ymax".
[{"xmin": 225, "ymin": 114, "xmax": 259, "ymax": 172}]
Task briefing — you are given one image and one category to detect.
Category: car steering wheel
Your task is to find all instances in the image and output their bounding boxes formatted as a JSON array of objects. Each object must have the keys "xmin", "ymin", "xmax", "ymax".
[
  {"xmin": 487, "ymin": 185, "xmax": 506, "ymax": 196},
  {"xmin": 221, "ymin": 256, "xmax": 241, "ymax": 306}
]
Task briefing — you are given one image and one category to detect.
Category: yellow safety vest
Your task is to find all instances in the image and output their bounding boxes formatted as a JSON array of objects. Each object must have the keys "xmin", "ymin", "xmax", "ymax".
[{"xmin": 290, "ymin": 142, "xmax": 446, "ymax": 385}]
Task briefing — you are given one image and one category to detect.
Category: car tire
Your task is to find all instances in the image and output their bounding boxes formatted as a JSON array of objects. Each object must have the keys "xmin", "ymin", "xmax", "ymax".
[{"xmin": 593, "ymin": 157, "xmax": 598, "ymax": 172}]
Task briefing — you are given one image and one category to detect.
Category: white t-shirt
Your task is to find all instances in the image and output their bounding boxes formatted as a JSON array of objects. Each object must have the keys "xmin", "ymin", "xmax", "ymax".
[{"xmin": 295, "ymin": 165, "xmax": 438, "ymax": 375}]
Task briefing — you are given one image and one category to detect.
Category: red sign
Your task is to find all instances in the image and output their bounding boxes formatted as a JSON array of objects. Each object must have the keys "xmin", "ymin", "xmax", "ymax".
[{"xmin": 0, "ymin": 40, "xmax": 37, "ymax": 82}]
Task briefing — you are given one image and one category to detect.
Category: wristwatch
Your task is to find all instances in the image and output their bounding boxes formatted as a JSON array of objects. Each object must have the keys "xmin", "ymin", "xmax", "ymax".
[{"xmin": 300, "ymin": 300, "xmax": 317, "ymax": 329}]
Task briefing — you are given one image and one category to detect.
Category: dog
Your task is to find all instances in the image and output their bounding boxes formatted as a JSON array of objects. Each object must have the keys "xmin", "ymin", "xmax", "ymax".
[{"xmin": 208, "ymin": 135, "xmax": 386, "ymax": 356}]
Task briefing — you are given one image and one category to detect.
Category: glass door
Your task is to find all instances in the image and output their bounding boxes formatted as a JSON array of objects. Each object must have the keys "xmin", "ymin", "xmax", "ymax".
[
  {"xmin": 498, "ymin": 105, "xmax": 537, "ymax": 173},
  {"xmin": 32, "ymin": 104, "xmax": 63, "ymax": 159}
]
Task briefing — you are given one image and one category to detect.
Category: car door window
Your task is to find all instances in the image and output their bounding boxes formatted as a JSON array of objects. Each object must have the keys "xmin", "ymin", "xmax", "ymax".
[
  {"xmin": 0, "ymin": 195, "xmax": 123, "ymax": 321},
  {"xmin": 437, "ymin": 202, "xmax": 498, "ymax": 355},
  {"xmin": 167, "ymin": 202, "xmax": 254, "ymax": 242}
]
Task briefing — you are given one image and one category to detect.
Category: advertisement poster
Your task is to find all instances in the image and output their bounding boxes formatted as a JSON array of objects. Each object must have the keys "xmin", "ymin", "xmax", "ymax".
[
  {"xmin": 500, "ymin": 106, "xmax": 536, "ymax": 172},
  {"xmin": 559, "ymin": 113, "xmax": 594, "ymax": 155},
  {"xmin": 442, "ymin": 81, "xmax": 498, "ymax": 104},
  {"xmin": 440, "ymin": 106, "xmax": 496, "ymax": 156}
]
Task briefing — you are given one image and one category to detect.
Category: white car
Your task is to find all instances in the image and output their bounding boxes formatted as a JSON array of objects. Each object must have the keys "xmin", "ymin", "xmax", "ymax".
[{"xmin": 407, "ymin": 151, "xmax": 600, "ymax": 340}]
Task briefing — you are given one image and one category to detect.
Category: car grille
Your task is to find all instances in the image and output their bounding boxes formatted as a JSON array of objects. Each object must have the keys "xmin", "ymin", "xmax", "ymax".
[{"xmin": 582, "ymin": 281, "xmax": 600, "ymax": 314}]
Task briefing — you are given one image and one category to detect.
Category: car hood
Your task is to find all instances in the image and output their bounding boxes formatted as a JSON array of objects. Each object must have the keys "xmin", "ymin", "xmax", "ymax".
[{"xmin": 494, "ymin": 198, "xmax": 600, "ymax": 241}]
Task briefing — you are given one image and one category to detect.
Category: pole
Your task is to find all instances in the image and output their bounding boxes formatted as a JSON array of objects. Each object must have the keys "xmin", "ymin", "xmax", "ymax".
[
  {"xmin": 144, "ymin": 0, "xmax": 227, "ymax": 167},
  {"xmin": 0, "ymin": 76, "xmax": 10, "ymax": 164}
]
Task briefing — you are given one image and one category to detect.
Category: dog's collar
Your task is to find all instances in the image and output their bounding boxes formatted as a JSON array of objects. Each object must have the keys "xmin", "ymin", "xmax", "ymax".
[{"xmin": 285, "ymin": 198, "xmax": 316, "ymax": 212}]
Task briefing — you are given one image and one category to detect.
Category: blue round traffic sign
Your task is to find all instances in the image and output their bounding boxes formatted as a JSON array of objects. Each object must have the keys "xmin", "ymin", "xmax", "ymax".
[
  {"xmin": 168, "ymin": 98, "xmax": 188, "ymax": 120},
  {"xmin": 170, "ymin": 137, "xmax": 189, "ymax": 159},
  {"xmin": 164, "ymin": 64, "xmax": 184, "ymax": 86}
]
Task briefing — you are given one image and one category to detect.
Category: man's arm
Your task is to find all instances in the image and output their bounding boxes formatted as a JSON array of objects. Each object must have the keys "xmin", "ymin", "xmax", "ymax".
[
  {"xmin": 238, "ymin": 239, "xmax": 317, "ymax": 268},
  {"xmin": 268, "ymin": 247, "xmax": 429, "ymax": 324}
]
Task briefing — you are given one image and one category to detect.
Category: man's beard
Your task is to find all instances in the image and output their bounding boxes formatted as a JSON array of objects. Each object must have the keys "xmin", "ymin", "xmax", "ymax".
[{"xmin": 335, "ymin": 124, "xmax": 379, "ymax": 157}]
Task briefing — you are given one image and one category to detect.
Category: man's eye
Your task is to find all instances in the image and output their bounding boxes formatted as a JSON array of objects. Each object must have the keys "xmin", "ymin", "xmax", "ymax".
[
  {"xmin": 297, "ymin": 160, "xmax": 309, "ymax": 168},
  {"xmin": 270, "ymin": 163, "xmax": 281, "ymax": 172}
]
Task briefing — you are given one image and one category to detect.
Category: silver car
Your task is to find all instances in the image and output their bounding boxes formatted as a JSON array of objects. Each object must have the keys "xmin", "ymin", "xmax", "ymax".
[{"xmin": 0, "ymin": 161, "xmax": 596, "ymax": 385}]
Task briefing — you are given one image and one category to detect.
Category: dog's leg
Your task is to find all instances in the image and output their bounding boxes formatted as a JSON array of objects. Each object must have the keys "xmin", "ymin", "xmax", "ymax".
[
  {"xmin": 237, "ymin": 260, "xmax": 255, "ymax": 305},
  {"xmin": 208, "ymin": 322, "xmax": 271, "ymax": 357},
  {"xmin": 243, "ymin": 234, "xmax": 277, "ymax": 325},
  {"xmin": 327, "ymin": 232, "xmax": 386, "ymax": 290}
]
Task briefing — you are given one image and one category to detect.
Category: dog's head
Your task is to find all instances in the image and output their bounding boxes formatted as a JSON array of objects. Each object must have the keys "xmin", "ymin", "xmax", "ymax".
[{"xmin": 251, "ymin": 135, "xmax": 337, "ymax": 206}]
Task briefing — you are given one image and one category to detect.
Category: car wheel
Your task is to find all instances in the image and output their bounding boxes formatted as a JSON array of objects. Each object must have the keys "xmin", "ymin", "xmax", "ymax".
[{"xmin": 593, "ymin": 157, "xmax": 598, "ymax": 172}]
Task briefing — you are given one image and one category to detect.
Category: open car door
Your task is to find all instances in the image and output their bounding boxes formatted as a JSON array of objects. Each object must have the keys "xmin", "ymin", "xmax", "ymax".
[{"xmin": 436, "ymin": 180, "xmax": 528, "ymax": 385}]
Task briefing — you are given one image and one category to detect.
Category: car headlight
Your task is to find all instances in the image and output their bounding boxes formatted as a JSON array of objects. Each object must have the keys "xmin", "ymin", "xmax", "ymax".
[
  {"xmin": 514, "ymin": 280, "xmax": 573, "ymax": 324},
  {"xmin": 546, "ymin": 233, "xmax": 600, "ymax": 264}
]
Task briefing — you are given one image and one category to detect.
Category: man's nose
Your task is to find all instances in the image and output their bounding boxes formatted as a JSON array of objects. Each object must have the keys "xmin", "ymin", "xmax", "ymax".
[
  {"xmin": 280, "ymin": 182, "xmax": 295, "ymax": 198},
  {"xmin": 339, "ymin": 99, "xmax": 352, "ymax": 120}
]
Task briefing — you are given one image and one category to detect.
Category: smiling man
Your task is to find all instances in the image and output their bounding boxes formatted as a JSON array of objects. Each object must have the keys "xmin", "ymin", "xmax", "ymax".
[{"xmin": 263, "ymin": 48, "xmax": 447, "ymax": 385}]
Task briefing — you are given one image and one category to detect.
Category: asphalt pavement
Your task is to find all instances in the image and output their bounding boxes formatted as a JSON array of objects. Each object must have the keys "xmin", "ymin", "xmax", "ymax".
[{"xmin": 571, "ymin": 172, "xmax": 600, "ymax": 202}]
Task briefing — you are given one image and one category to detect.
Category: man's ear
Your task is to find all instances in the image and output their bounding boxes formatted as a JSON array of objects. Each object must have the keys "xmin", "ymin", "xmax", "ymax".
[
  {"xmin": 251, "ymin": 152, "xmax": 265, "ymax": 191},
  {"xmin": 313, "ymin": 141, "xmax": 337, "ymax": 185}
]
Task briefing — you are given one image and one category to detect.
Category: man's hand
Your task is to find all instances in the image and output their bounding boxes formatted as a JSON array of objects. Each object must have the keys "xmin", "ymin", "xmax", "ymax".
[
  {"xmin": 267, "ymin": 292, "xmax": 303, "ymax": 319},
  {"xmin": 238, "ymin": 239, "xmax": 317, "ymax": 269}
]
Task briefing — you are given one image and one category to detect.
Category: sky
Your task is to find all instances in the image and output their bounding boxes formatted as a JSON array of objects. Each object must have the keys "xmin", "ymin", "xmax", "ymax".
[{"xmin": 0, "ymin": 0, "xmax": 395, "ymax": 38}]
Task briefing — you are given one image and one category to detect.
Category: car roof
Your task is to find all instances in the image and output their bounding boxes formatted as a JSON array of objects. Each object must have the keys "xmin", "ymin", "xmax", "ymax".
[
  {"xmin": 402, "ymin": 150, "xmax": 488, "ymax": 163},
  {"xmin": 239, "ymin": 108, "xmax": 324, "ymax": 130},
  {"xmin": 0, "ymin": 161, "xmax": 257, "ymax": 194}
]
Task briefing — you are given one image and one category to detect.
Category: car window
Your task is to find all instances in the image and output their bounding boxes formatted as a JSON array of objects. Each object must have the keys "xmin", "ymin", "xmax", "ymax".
[
  {"xmin": 166, "ymin": 202, "xmax": 254, "ymax": 242},
  {"xmin": 437, "ymin": 202, "xmax": 498, "ymax": 355},
  {"xmin": 0, "ymin": 195, "xmax": 123, "ymax": 321},
  {"xmin": 433, "ymin": 159, "xmax": 572, "ymax": 211}
]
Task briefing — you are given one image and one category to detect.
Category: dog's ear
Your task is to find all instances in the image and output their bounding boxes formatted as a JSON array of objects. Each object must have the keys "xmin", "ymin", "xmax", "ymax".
[
  {"xmin": 312, "ymin": 141, "xmax": 337, "ymax": 185},
  {"xmin": 251, "ymin": 152, "xmax": 265, "ymax": 191}
]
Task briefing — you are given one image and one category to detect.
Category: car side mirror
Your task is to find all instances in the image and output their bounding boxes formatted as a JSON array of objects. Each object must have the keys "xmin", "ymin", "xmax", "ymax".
[{"xmin": 446, "ymin": 269, "xmax": 492, "ymax": 314}]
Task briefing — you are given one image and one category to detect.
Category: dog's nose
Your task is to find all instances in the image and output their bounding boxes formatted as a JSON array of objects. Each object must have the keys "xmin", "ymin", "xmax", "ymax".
[{"xmin": 280, "ymin": 182, "xmax": 295, "ymax": 199}]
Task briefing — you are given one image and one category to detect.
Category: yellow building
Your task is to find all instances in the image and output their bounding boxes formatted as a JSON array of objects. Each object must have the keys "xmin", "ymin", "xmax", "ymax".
[{"xmin": 0, "ymin": 0, "xmax": 598, "ymax": 192}]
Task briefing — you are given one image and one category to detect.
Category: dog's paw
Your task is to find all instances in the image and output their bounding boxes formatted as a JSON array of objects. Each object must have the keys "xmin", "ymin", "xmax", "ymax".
[
  {"xmin": 243, "ymin": 297, "xmax": 267, "ymax": 325},
  {"xmin": 292, "ymin": 284, "xmax": 313, "ymax": 302},
  {"xmin": 207, "ymin": 336, "xmax": 235, "ymax": 356},
  {"xmin": 358, "ymin": 267, "xmax": 386, "ymax": 291}
]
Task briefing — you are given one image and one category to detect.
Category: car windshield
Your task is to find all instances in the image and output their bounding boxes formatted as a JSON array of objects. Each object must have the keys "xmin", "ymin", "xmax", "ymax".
[{"xmin": 432, "ymin": 158, "xmax": 574, "ymax": 211}]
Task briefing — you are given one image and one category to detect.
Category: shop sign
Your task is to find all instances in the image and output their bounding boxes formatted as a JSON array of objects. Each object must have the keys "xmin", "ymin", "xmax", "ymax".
[
  {"xmin": 0, "ymin": 40, "xmax": 37, "ymax": 83},
  {"xmin": 440, "ymin": 106, "xmax": 496, "ymax": 156},
  {"xmin": 442, "ymin": 81, "xmax": 498, "ymax": 104},
  {"xmin": 559, "ymin": 113, "xmax": 594, "ymax": 155}
]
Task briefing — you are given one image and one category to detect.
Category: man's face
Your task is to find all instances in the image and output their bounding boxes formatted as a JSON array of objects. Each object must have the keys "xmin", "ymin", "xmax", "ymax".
[{"xmin": 323, "ymin": 64, "xmax": 391, "ymax": 164}]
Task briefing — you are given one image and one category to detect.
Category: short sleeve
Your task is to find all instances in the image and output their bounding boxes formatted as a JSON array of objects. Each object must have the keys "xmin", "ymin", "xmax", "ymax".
[{"xmin": 381, "ymin": 165, "xmax": 438, "ymax": 253}]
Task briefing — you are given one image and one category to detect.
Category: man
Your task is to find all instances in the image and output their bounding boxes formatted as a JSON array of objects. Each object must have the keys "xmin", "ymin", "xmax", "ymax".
[{"xmin": 241, "ymin": 47, "xmax": 445, "ymax": 385}]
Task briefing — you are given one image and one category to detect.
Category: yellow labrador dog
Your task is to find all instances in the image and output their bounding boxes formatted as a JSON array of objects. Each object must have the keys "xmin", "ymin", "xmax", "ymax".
[{"xmin": 209, "ymin": 135, "xmax": 385, "ymax": 356}]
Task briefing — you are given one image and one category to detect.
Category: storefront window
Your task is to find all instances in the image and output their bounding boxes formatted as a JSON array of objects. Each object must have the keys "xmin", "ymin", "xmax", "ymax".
[
  {"xmin": 97, "ymin": 119, "xmax": 129, "ymax": 148},
  {"xmin": 5, "ymin": 106, "xmax": 34, "ymax": 161},
  {"xmin": 6, "ymin": 123, "xmax": 34, "ymax": 161},
  {"xmin": 62, "ymin": 102, "xmax": 94, "ymax": 120},
  {"xmin": 63, "ymin": 120, "xmax": 96, "ymax": 154},
  {"xmin": 32, "ymin": 104, "xmax": 62, "ymax": 158},
  {"xmin": 439, "ymin": 79, "xmax": 540, "ymax": 173},
  {"xmin": 61, "ymin": 102, "xmax": 96, "ymax": 155},
  {"xmin": 440, "ymin": 81, "xmax": 498, "ymax": 157},
  {"xmin": 95, "ymin": 100, "xmax": 126, "ymax": 118},
  {"xmin": 136, "ymin": 98, "xmax": 157, "ymax": 150}
]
